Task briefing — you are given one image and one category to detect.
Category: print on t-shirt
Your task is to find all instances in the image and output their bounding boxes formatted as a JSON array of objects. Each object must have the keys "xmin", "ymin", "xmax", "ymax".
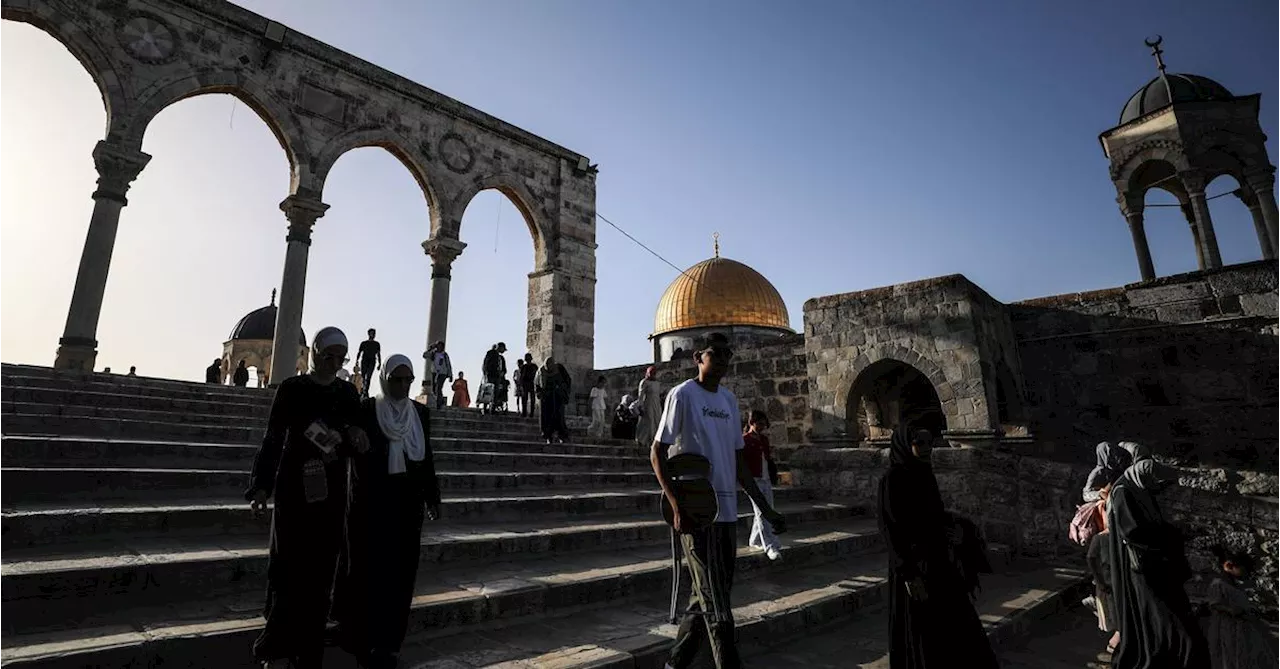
[{"xmin": 656, "ymin": 379, "xmax": 744, "ymax": 523}]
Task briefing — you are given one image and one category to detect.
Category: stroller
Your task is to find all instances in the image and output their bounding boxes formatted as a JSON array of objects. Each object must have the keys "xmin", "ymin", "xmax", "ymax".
[{"xmin": 477, "ymin": 378, "xmax": 510, "ymax": 415}]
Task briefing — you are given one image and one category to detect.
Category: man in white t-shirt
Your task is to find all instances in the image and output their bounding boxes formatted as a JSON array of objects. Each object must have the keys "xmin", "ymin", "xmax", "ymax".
[{"xmin": 650, "ymin": 332, "xmax": 785, "ymax": 669}]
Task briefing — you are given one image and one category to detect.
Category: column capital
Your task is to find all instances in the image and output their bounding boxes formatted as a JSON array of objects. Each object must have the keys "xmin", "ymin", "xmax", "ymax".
[
  {"xmin": 92, "ymin": 141, "xmax": 151, "ymax": 205},
  {"xmin": 1244, "ymin": 167, "xmax": 1277, "ymax": 192},
  {"xmin": 422, "ymin": 237, "xmax": 467, "ymax": 278},
  {"xmin": 1117, "ymin": 191, "xmax": 1144, "ymax": 217},
  {"xmin": 1178, "ymin": 170, "xmax": 1209, "ymax": 195},
  {"xmin": 279, "ymin": 195, "xmax": 329, "ymax": 245},
  {"xmin": 1234, "ymin": 187, "xmax": 1261, "ymax": 209}
]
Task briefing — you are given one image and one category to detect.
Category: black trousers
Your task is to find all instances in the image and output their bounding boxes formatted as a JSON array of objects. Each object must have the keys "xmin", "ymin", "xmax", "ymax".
[
  {"xmin": 432, "ymin": 373, "xmax": 448, "ymax": 409},
  {"xmin": 359, "ymin": 363, "xmax": 376, "ymax": 398},
  {"xmin": 669, "ymin": 522, "xmax": 740, "ymax": 669}
]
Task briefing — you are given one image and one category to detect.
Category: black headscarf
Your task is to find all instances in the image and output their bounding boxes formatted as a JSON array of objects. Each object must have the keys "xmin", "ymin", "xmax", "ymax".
[{"xmin": 888, "ymin": 426, "xmax": 927, "ymax": 470}]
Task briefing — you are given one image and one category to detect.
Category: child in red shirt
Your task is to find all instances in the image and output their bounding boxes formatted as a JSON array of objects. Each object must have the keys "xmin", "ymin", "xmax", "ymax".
[{"xmin": 742, "ymin": 410, "xmax": 782, "ymax": 560}]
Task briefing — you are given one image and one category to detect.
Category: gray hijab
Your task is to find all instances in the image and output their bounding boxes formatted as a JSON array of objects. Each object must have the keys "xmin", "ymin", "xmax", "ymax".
[{"xmin": 1083, "ymin": 441, "xmax": 1129, "ymax": 498}]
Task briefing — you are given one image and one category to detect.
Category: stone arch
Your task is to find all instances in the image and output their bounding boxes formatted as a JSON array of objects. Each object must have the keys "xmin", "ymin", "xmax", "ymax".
[
  {"xmin": 123, "ymin": 70, "xmax": 308, "ymax": 191},
  {"xmin": 1, "ymin": 7, "xmax": 130, "ymax": 136},
  {"xmin": 832, "ymin": 346, "xmax": 955, "ymax": 440},
  {"xmin": 1115, "ymin": 147, "xmax": 1193, "ymax": 194},
  {"xmin": 447, "ymin": 174, "xmax": 553, "ymax": 270},
  {"xmin": 844, "ymin": 357, "xmax": 947, "ymax": 444},
  {"xmin": 312, "ymin": 128, "xmax": 443, "ymax": 231}
]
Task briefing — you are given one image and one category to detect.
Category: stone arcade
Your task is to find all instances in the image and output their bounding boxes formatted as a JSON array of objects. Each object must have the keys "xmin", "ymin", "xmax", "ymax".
[{"xmin": 5, "ymin": 0, "xmax": 599, "ymax": 384}]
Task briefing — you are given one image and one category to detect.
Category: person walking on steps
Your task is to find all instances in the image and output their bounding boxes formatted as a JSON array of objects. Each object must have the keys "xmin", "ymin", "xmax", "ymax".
[
  {"xmin": 234, "ymin": 360, "xmax": 251, "ymax": 387},
  {"xmin": 428, "ymin": 341, "xmax": 453, "ymax": 410},
  {"xmin": 207, "ymin": 358, "xmax": 224, "ymax": 384},
  {"xmin": 588, "ymin": 376, "xmax": 609, "ymax": 438},
  {"xmin": 357, "ymin": 329, "xmax": 381, "ymax": 399},
  {"xmin": 743, "ymin": 410, "xmax": 782, "ymax": 561},
  {"xmin": 879, "ymin": 427, "xmax": 998, "ymax": 669},
  {"xmin": 517, "ymin": 353, "xmax": 538, "ymax": 418},
  {"xmin": 534, "ymin": 357, "xmax": 572, "ymax": 443},
  {"xmin": 651, "ymin": 332, "xmax": 786, "ymax": 669},
  {"xmin": 332, "ymin": 354, "xmax": 441, "ymax": 669},
  {"xmin": 243, "ymin": 327, "xmax": 370, "ymax": 669},
  {"xmin": 635, "ymin": 366, "xmax": 662, "ymax": 450}
]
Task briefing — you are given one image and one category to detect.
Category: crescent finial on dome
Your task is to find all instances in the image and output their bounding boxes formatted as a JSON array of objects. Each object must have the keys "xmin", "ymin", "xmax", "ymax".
[{"xmin": 713, "ymin": 231, "xmax": 720, "ymax": 258}]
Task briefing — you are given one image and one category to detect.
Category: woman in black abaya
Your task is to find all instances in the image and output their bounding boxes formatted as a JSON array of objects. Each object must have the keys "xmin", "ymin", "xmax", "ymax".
[
  {"xmin": 334, "ymin": 354, "xmax": 441, "ymax": 669},
  {"xmin": 1106, "ymin": 458, "xmax": 1208, "ymax": 669},
  {"xmin": 245, "ymin": 326, "xmax": 368, "ymax": 669},
  {"xmin": 877, "ymin": 428, "xmax": 997, "ymax": 669}
]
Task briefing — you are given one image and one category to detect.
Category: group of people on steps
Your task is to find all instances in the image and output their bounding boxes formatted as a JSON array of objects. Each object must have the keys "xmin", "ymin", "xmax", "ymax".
[
  {"xmin": 241, "ymin": 325, "xmax": 1271, "ymax": 669},
  {"xmin": 244, "ymin": 327, "xmax": 439, "ymax": 669},
  {"xmin": 1079, "ymin": 441, "xmax": 1275, "ymax": 669}
]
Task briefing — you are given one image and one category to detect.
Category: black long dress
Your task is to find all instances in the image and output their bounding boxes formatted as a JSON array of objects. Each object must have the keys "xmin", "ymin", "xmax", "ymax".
[
  {"xmin": 877, "ymin": 430, "xmax": 998, "ymax": 669},
  {"xmin": 333, "ymin": 398, "xmax": 441, "ymax": 666},
  {"xmin": 244, "ymin": 374, "xmax": 361, "ymax": 667},
  {"xmin": 1106, "ymin": 463, "xmax": 1208, "ymax": 669}
]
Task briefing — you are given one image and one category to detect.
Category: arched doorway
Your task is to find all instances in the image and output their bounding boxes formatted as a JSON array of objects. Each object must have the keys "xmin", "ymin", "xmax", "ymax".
[{"xmin": 846, "ymin": 359, "xmax": 945, "ymax": 446}]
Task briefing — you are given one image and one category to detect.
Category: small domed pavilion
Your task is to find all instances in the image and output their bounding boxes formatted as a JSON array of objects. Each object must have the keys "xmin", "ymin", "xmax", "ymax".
[{"xmin": 220, "ymin": 290, "xmax": 308, "ymax": 386}]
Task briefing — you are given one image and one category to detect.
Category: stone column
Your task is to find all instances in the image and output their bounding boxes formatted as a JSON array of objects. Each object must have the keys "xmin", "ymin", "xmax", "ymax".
[
  {"xmin": 1235, "ymin": 187, "xmax": 1275, "ymax": 260},
  {"xmin": 1119, "ymin": 193, "xmax": 1155, "ymax": 281},
  {"xmin": 268, "ymin": 195, "xmax": 329, "ymax": 386},
  {"xmin": 1181, "ymin": 173, "xmax": 1223, "ymax": 270},
  {"xmin": 1179, "ymin": 203, "xmax": 1206, "ymax": 270},
  {"xmin": 54, "ymin": 141, "xmax": 152, "ymax": 371},
  {"xmin": 421, "ymin": 236, "xmax": 466, "ymax": 351},
  {"xmin": 1245, "ymin": 169, "xmax": 1279, "ymax": 258}
]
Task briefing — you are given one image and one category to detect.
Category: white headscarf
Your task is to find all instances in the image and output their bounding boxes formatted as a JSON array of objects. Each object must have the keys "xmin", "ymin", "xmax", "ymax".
[
  {"xmin": 376, "ymin": 354, "xmax": 426, "ymax": 474},
  {"xmin": 311, "ymin": 326, "xmax": 349, "ymax": 371}
]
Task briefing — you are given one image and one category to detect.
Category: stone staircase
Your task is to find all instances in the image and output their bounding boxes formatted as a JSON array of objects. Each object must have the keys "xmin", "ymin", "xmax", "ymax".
[{"xmin": 0, "ymin": 363, "xmax": 1090, "ymax": 668}]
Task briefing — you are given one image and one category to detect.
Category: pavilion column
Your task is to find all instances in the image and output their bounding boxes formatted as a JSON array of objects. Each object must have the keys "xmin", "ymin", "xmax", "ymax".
[
  {"xmin": 54, "ymin": 141, "xmax": 152, "ymax": 371},
  {"xmin": 1245, "ymin": 169, "xmax": 1279, "ymax": 258},
  {"xmin": 1120, "ymin": 192, "xmax": 1155, "ymax": 281},
  {"xmin": 269, "ymin": 195, "xmax": 329, "ymax": 386},
  {"xmin": 422, "ymin": 236, "xmax": 467, "ymax": 353},
  {"xmin": 1235, "ymin": 187, "xmax": 1275, "ymax": 260},
  {"xmin": 1179, "ymin": 172, "xmax": 1223, "ymax": 271},
  {"xmin": 1179, "ymin": 203, "xmax": 1207, "ymax": 270}
]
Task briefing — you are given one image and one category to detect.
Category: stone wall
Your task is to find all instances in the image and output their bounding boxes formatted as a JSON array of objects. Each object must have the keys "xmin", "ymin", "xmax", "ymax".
[
  {"xmin": 589, "ymin": 334, "xmax": 810, "ymax": 459},
  {"xmin": 789, "ymin": 446, "xmax": 1279, "ymax": 607},
  {"xmin": 803, "ymin": 275, "xmax": 1019, "ymax": 446},
  {"xmin": 1012, "ymin": 260, "xmax": 1279, "ymax": 471}
]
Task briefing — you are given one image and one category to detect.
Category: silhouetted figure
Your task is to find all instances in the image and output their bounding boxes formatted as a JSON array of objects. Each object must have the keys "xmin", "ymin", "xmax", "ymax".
[
  {"xmin": 333, "ymin": 354, "xmax": 440, "ymax": 669},
  {"xmin": 206, "ymin": 359, "xmax": 223, "ymax": 384},
  {"xmin": 1107, "ymin": 457, "xmax": 1207, "ymax": 669},
  {"xmin": 233, "ymin": 360, "xmax": 250, "ymax": 387},
  {"xmin": 243, "ymin": 327, "xmax": 368, "ymax": 669},
  {"xmin": 878, "ymin": 427, "xmax": 997, "ymax": 669},
  {"xmin": 534, "ymin": 357, "xmax": 571, "ymax": 443},
  {"xmin": 357, "ymin": 329, "xmax": 381, "ymax": 399}
]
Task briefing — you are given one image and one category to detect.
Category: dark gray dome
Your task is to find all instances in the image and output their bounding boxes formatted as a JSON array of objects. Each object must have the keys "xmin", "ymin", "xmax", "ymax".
[
  {"xmin": 229, "ymin": 304, "xmax": 306, "ymax": 346},
  {"xmin": 1120, "ymin": 74, "xmax": 1233, "ymax": 124}
]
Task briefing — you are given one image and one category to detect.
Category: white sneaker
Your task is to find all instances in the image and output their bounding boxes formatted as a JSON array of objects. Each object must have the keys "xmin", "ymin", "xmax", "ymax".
[
  {"xmin": 1081, "ymin": 595, "xmax": 1096, "ymax": 610},
  {"xmin": 765, "ymin": 547, "xmax": 782, "ymax": 561}
]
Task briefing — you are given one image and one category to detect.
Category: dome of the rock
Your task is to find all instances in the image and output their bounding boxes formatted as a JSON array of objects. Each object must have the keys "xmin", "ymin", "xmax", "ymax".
[
  {"xmin": 653, "ymin": 256, "xmax": 791, "ymax": 336},
  {"xmin": 1119, "ymin": 74, "xmax": 1233, "ymax": 125},
  {"xmin": 229, "ymin": 300, "xmax": 306, "ymax": 346}
]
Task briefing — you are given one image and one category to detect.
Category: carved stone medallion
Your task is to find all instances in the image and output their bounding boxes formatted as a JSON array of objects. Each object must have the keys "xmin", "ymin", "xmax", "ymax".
[
  {"xmin": 119, "ymin": 15, "xmax": 177, "ymax": 63},
  {"xmin": 438, "ymin": 133, "xmax": 475, "ymax": 174}
]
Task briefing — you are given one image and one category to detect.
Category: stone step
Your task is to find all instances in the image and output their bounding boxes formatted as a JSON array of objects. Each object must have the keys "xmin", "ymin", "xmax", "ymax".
[
  {"xmin": 689, "ymin": 565, "xmax": 1092, "ymax": 669},
  {"xmin": 2, "ymin": 401, "xmax": 551, "ymax": 432},
  {"xmin": 0, "ymin": 368, "xmax": 276, "ymax": 404},
  {"xmin": 1, "ymin": 503, "xmax": 861, "ymax": 633},
  {"xmin": 1, "ymin": 487, "xmax": 814, "ymax": 549},
  {"xmin": 0, "ymin": 436, "xmax": 648, "ymax": 471},
  {"xmin": 0, "ymin": 519, "xmax": 881, "ymax": 667},
  {"xmin": 994, "ymin": 599, "xmax": 1122, "ymax": 669},
  {"xmin": 0, "ymin": 412, "xmax": 585, "ymax": 445},
  {"xmin": 0, "ymin": 436, "xmax": 644, "ymax": 469},
  {"xmin": 2, "ymin": 386, "xmax": 274, "ymax": 419},
  {"xmin": 0, "ymin": 467, "xmax": 659, "ymax": 505}
]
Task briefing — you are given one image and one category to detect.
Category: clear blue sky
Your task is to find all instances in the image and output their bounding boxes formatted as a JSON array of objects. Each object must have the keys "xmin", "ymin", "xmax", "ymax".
[{"xmin": 2, "ymin": 0, "xmax": 1276, "ymax": 387}]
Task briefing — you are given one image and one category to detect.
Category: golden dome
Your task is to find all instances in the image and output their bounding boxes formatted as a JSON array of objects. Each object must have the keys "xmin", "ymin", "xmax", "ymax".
[{"xmin": 653, "ymin": 256, "xmax": 792, "ymax": 336}]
